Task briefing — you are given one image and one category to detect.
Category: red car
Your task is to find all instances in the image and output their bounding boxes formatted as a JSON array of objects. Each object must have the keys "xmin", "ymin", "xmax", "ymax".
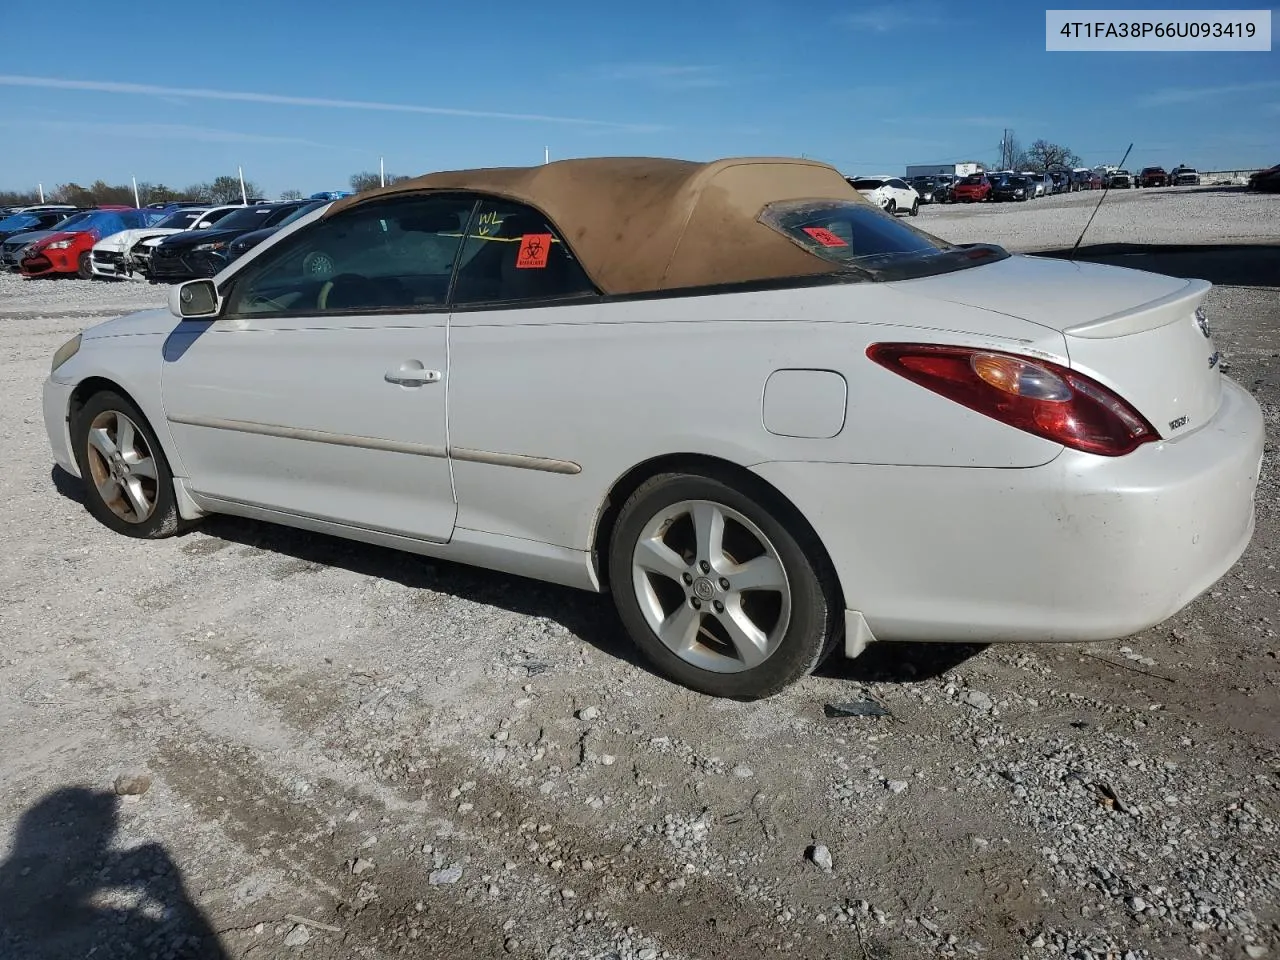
[
  {"xmin": 1138, "ymin": 167, "xmax": 1168, "ymax": 188},
  {"xmin": 18, "ymin": 209, "xmax": 161, "ymax": 279},
  {"xmin": 951, "ymin": 174, "xmax": 992, "ymax": 202}
]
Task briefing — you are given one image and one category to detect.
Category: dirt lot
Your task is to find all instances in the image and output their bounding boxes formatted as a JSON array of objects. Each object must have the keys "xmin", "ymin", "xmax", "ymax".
[{"xmin": 0, "ymin": 187, "xmax": 1276, "ymax": 960}]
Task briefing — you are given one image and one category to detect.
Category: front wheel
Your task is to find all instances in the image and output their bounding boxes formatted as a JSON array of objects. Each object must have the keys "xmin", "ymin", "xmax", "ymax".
[
  {"xmin": 77, "ymin": 253, "xmax": 93, "ymax": 280},
  {"xmin": 608, "ymin": 472, "xmax": 841, "ymax": 699},
  {"xmin": 71, "ymin": 390, "xmax": 188, "ymax": 538}
]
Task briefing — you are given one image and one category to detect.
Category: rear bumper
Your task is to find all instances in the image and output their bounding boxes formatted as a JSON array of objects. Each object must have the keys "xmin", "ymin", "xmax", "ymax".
[{"xmin": 753, "ymin": 377, "xmax": 1264, "ymax": 645}]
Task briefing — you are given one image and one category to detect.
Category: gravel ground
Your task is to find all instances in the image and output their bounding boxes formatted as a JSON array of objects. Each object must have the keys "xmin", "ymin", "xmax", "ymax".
[{"xmin": 0, "ymin": 188, "xmax": 1277, "ymax": 960}]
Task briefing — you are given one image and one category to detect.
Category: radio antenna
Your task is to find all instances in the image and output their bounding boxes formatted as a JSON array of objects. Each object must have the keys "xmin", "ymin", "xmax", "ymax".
[{"xmin": 1071, "ymin": 142, "xmax": 1132, "ymax": 260}]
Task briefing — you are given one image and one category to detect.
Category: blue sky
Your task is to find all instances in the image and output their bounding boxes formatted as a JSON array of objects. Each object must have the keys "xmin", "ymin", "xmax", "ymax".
[{"xmin": 2, "ymin": 1, "xmax": 1277, "ymax": 197}]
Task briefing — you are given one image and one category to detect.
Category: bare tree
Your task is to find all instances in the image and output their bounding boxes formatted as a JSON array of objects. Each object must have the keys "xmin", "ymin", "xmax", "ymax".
[
  {"xmin": 279, "ymin": 189, "xmax": 304, "ymax": 201},
  {"xmin": 1018, "ymin": 140, "xmax": 1083, "ymax": 173},
  {"xmin": 206, "ymin": 175, "xmax": 262, "ymax": 204},
  {"xmin": 349, "ymin": 171, "xmax": 412, "ymax": 194}
]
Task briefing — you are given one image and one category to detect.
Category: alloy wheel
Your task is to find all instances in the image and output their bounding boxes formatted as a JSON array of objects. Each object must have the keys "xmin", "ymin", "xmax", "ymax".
[
  {"xmin": 84, "ymin": 410, "xmax": 158, "ymax": 523},
  {"xmin": 630, "ymin": 499, "xmax": 792, "ymax": 674}
]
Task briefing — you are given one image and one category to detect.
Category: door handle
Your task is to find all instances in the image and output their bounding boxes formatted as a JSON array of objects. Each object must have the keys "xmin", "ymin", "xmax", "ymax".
[{"xmin": 385, "ymin": 361, "xmax": 441, "ymax": 386}]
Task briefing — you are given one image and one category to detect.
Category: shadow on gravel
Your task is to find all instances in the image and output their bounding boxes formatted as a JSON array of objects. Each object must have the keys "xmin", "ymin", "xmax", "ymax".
[
  {"xmin": 814, "ymin": 640, "xmax": 988, "ymax": 684},
  {"xmin": 1034, "ymin": 242, "xmax": 1280, "ymax": 288},
  {"xmin": 0, "ymin": 787, "xmax": 228, "ymax": 960},
  {"xmin": 50, "ymin": 465, "xmax": 83, "ymax": 504},
  {"xmin": 201, "ymin": 514, "xmax": 654, "ymax": 676}
]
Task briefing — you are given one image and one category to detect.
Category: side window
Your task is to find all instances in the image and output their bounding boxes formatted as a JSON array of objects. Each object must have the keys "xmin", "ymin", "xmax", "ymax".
[
  {"xmin": 889, "ymin": 179, "xmax": 909, "ymax": 190},
  {"xmin": 451, "ymin": 199, "xmax": 597, "ymax": 307},
  {"xmin": 223, "ymin": 196, "xmax": 475, "ymax": 317}
]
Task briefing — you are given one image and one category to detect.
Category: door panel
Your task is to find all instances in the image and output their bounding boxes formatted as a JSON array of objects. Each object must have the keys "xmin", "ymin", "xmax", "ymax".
[
  {"xmin": 162, "ymin": 316, "xmax": 456, "ymax": 541},
  {"xmin": 159, "ymin": 194, "xmax": 477, "ymax": 543}
]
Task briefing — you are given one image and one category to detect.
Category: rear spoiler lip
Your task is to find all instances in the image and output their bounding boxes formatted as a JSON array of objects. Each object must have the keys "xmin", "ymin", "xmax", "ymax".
[{"xmin": 1064, "ymin": 278, "xmax": 1209, "ymax": 339}]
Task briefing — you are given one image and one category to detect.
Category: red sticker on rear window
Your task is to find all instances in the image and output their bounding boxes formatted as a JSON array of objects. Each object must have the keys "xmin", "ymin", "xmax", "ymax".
[
  {"xmin": 802, "ymin": 226, "xmax": 848, "ymax": 247},
  {"xmin": 516, "ymin": 234, "xmax": 553, "ymax": 269}
]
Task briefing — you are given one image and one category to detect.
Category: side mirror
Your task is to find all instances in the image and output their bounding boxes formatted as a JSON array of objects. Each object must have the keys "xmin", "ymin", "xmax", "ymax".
[{"xmin": 169, "ymin": 279, "xmax": 220, "ymax": 319}]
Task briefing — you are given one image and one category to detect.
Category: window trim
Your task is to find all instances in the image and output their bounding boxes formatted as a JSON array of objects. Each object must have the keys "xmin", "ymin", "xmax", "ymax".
[{"xmin": 218, "ymin": 193, "xmax": 480, "ymax": 321}]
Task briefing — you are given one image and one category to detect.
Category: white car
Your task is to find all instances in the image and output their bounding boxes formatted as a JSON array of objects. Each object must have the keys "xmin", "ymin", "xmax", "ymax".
[
  {"xmin": 42, "ymin": 156, "xmax": 1264, "ymax": 700},
  {"xmin": 90, "ymin": 206, "xmax": 240, "ymax": 280},
  {"xmin": 1019, "ymin": 172, "xmax": 1048, "ymax": 197},
  {"xmin": 846, "ymin": 176, "xmax": 921, "ymax": 216}
]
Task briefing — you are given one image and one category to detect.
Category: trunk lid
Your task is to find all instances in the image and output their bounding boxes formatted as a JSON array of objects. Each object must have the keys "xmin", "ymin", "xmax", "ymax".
[{"xmin": 894, "ymin": 255, "xmax": 1223, "ymax": 439}]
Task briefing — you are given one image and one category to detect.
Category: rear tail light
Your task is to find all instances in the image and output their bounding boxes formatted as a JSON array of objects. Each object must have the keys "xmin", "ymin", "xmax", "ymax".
[{"xmin": 866, "ymin": 343, "xmax": 1157, "ymax": 456}]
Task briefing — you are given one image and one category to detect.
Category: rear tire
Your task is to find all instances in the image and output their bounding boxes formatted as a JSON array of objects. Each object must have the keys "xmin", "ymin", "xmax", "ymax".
[
  {"xmin": 71, "ymin": 390, "xmax": 189, "ymax": 539},
  {"xmin": 608, "ymin": 472, "xmax": 841, "ymax": 699},
  {"xmin": 885, "ymin": 199, "xmax": 897, "ymax": 215},
  {"xmin": 909, "ymin": 200, "xmax": 919, "ymax": 216}
]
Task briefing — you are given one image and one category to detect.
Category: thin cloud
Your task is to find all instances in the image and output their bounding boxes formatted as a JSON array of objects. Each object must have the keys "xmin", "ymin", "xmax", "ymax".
[
  {"xmin": 841, "ymin": 3, "xmax": 941, "ymax": 32},
  {"xmin": 0, "ymin": 74, "xmax": 662, "ymax": 131},
  {"xmin": 1138, "ymin": 79, "xmax": 1280, "ymax": 106},
  {"xmin": 883, "ymin": 115, "xmax": 1014, "ymax": 127},
  {"xmin": 0, "ymin": 118, "xmax": 345, "ymax": 149},
  {"xmin": 586, "ymin": 63, "xmax": 727, "ymax": 90}
]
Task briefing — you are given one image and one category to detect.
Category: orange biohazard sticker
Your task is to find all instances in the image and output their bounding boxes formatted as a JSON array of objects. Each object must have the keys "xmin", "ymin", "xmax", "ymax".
[
  {"xmin": 516, "ymin": 233, "xmax": 553, "ymax": 268},
  {"xmin": 802, "ymin": 226, "xmax": 848, "ymax": 247}
]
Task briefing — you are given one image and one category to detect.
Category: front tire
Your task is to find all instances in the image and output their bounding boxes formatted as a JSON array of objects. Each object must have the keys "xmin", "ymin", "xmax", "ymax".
[
  {"xmin": 608, "ymin": 472, "xmax": 841, "ymax": 699},
  {"xmin": 71, "ymin": 390, "xmax": 186, "ymax": 539},
  {"xmin": 77, "ymin": 253, "xmax": 93, "ymax": 280}
]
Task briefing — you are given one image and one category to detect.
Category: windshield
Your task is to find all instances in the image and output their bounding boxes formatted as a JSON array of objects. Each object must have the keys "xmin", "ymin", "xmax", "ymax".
[
  {"xmin": 758, "ymin": 198, "xmax": 1009, "ymax": 282},
  {"xmin": 51, "ymin": 212, "xmax": 93, "ymax": 231},
  {"xmin": 0, "ymin": 214, "xmax": 39, "ymax": 231},
  {"xmin": 208, "ymin": 206, "xmax": 281, "ymax": 231},
  {"xmin": 960, "ymin": 175, "xmax": 985, "ymax": 184},
  {"xmin": 272, "ymin": 200, "xmax": 327, "ymax": 229},
  {"xmin": 155, "ymin": 209, "xmax": 209, "ymax": 229}
]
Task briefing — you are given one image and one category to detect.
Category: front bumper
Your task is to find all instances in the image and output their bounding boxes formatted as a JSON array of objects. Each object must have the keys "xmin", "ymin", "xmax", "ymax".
[
  {"xmin": 20, "ymin": 252, "xmax": 67, "ymax": 277},
  {"xmin": 42, "ymin": 376, "xmax": 79, "ymax": 478},
  {"xmin": 90, "ymin": 249, "xmax": 133, "ymax": 279},
  {"xmin": 149, "ymin": 246, "xmax": 228, "ymax": 281},
  {"xmin": 754, "ymin": 377, "xmax": 1264, "ymax": 646}
]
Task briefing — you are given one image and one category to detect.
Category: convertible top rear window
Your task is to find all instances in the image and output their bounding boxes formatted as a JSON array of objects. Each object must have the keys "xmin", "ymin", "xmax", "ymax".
[{"xmin": 758, "ymin": 198, "xmax": 1009, "ymax": 282}]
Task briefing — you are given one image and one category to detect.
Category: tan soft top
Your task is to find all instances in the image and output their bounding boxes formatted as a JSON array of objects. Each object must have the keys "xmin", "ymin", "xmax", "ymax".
[{"xmin": 324, "ymin": 156, "xmax": 869, "ymax": 295}]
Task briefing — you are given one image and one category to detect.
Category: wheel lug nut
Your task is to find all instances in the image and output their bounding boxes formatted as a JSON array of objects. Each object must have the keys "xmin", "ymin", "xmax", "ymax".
[
  {"xmin": 718, "ymin": 578, "xmax": 730, "ymax": 590},
  {"xmin": 691, "ymin": 598, "xmax": 701, "ymax": 609},
  {"xmin": 713, "ymin": 601, "xmax": 724, "ymax": 613},
  {"xmin": 682, "ymin": 572, "xmax": 693, "ymax": 585},
  {"xmin": 699, "ymin": 560, "xmax": 710, "ymax": 574}
]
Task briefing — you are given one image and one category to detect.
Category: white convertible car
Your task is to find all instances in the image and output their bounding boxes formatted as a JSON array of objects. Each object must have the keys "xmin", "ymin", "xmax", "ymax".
[{"xmin": 43, "ymin": 157, "xmax": 1264, "ymax": 699}]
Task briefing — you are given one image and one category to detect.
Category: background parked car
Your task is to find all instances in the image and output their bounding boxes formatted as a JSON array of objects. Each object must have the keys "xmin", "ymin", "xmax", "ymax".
[
  {"xmin": 91, "ymin": 205, "xmax": 242, "ymax": 280},
  {"xmin": 19, "ymin": 209, "xmax": 166, "ymax": 279},
  {"xmin": 0, "ymin": 209, "xmax": 72, "ymax": 245},
  {"xmin": 847, "ymin": 176, "xmax": 921, "ymax": 215},
  {"xmin": 1107, "ymin": 170, "xmax": 1134, "ymax": 189},
  {"xmin": 148, "ymin": 200, "xmax": 313, "ymax": 282},
  {"xmin": 908, "ymin": 176, "xmax": 950, "ymax": 204},
  {"xmin": 1017, "ymin": 172, "xmax": 1047, "ymax": 198},
  {"xmin": 1, "ymin": 211, "xmax": 98, "ymax": 268},
  {"xmin": 1047, "ymin": 170, "xmax": 1073, "ymax": 194},
  {"xmin": 1247, "ymin": 163, "xmax": 1280, "ymax": 192},
  {"xmin": 224, "ymin": 199, "xmax": 331, "ymax": 261},
  {"xmin": 990, "ymin": 174, "xmax": 1032, "ymax": 202},
  {"xmin": 951, "ymin": 174, "xmax": 992, "ymax": 202},
  {"xmin": 1169, "ymin": 165, "xmax": 1201, "ymax": 186},
  {"xmin": 1138, "ymin": 167, "xmax": 1168, "ymax": 187}
]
